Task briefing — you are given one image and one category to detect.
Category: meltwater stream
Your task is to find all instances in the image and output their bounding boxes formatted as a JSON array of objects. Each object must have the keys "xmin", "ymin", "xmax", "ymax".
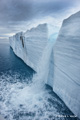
[{"xmin": 0, "ymin": 43, "xmax": 78, "ymax": 120}]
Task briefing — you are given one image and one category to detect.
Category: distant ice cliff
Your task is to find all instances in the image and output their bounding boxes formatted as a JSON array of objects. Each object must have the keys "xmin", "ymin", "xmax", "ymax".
[{"xmin": 9, "ymin": 11, "xmax": 80, "ymax": 118}]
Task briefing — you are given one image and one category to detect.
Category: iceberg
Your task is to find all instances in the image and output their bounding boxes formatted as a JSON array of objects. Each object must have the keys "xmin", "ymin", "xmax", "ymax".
[{"xmin": 9, "ymin": 11, "xmax": 80, "ymax": 119}]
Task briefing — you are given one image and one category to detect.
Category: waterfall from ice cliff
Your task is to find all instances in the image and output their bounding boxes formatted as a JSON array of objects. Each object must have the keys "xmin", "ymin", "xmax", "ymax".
[{"xmin": 32, "ymin": 42, "xmax": 54, "ymax": 90}]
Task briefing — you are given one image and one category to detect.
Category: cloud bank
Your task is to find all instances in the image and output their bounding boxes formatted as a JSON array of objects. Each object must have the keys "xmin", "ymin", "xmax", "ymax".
[{"xmin": 0, "ymin": 0, "xmax": 80, "ymax": 40}]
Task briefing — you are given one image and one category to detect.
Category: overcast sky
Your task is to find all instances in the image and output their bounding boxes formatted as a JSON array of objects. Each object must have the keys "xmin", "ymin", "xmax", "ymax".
[{"xmin": 0, "ymin": 0, "xmax": 80, "ymax": 41}]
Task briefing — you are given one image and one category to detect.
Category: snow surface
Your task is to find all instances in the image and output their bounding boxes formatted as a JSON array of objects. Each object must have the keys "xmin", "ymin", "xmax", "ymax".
[{"xmin": 9, "ymin": 11, "xmax": 80, "ymax": 119}]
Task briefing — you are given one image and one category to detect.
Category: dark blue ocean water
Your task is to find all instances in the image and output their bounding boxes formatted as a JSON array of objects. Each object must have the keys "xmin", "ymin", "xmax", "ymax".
[
  {"xmin": 0, "ymin": 43, "xmax": 79, "ymax": 120},
  {"xmin": 0, "ymin": 43, "xmax": 35, "ymax": 78}
]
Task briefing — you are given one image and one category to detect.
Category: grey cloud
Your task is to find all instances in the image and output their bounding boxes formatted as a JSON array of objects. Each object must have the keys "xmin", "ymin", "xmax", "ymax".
[
  {"xmin": 0, "ymin": 0, "xmax": 79, "ymax": 22},
  {"xmin": 0, "ymin": 0, "xmax": 80, "ymax": 40},
  {"xmin": 0, "ymin": 0, "xmax": 33, "ymax": 22}
]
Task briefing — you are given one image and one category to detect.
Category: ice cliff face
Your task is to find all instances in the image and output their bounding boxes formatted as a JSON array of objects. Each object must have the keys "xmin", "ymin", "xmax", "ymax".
[
  {"xmin": 9, "ymin": 11, "xmax": 80, "ymax": 119},
  {"xmin": 10, "ymin": 24, "xmax": 49, "ymax": 72},
  {"xmin": 53, "ymin": 11, "xmax": 80, "ymax": 118}
]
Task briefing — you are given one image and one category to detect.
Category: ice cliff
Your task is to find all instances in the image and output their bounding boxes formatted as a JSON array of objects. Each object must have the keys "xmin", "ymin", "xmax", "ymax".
[
  {"xmin": 10, "ymin": 24, "xmax": 49, "ymax": 72},
  {"xmin": 9, "ymin": 11, "xmax": 80, "ymax": 118},
  {"xmin": 52, "ymin": 11, "xmax": 80, "ymax": 118}
]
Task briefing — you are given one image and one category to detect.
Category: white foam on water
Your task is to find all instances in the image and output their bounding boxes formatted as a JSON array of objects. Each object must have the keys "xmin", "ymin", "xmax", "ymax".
[{"xmin": 0, "ymin": 73, "xmax": 63, "ymax": 120}]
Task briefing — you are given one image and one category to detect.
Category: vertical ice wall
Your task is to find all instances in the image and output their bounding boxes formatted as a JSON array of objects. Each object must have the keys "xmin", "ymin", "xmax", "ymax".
[
  {"xmin": 52, "ymin": 11, "xmax": 80, "ymax": 118},
  {"xmin": 10, "ymin": 23, "xmax": 48, "ymax": 72}
]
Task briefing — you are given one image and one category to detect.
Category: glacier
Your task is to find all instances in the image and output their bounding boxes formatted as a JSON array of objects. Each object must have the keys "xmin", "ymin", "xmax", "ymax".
[{"xmin": 9, "ymin": 11, "xmax": 80, "ymax": 119}]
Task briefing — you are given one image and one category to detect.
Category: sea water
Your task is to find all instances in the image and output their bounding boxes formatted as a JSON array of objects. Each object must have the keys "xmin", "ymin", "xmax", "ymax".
[{"xmin": 0, "ymin": 43, "xmax": 78, "ymax": 120}]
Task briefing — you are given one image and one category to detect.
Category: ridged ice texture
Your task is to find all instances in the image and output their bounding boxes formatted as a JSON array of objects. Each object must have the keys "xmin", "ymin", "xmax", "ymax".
[
  {"xmin": 10, "ymin": 23, "xmax": 48, "ymax": 72},
  {"xmin": 53, "ymin": 11, "xmax": 80, "ymax": 118}
]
